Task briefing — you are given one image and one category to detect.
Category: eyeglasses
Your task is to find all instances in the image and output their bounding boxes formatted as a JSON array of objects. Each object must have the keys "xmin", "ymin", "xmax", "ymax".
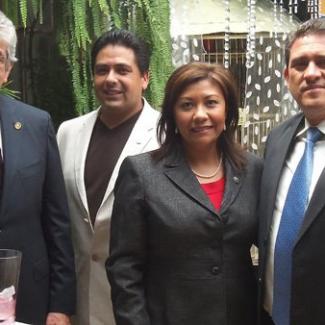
[{"xmin": 0, "ymin": 50, "xmax": 9, "ymax": 67}]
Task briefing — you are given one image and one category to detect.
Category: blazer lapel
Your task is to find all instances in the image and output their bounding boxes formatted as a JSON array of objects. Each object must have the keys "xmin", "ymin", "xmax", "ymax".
[
  {"xmin": 98, "ymin": 102, "xmax": 158, "ymax": 216},
  {"xmin": 163, "ymin": 150, "xmax": 219, "ymax": 219},
  {"xmin": 263, "ymin": 116, "xmax": 303, "ymax": 235},
  {"xmin": 297, "ymin": 167, "xmax": 325, "ymax": 241},
  {"xmin": 220, "ymin": 159, "xmax": 242, "ymax": 219},
  {"xmin": 0, "ymin": 99, "xmax": 23, "ymax": 219},
  {"xmin": 74, "ymin": 110, "xmax": 99, "ymax": 215}
]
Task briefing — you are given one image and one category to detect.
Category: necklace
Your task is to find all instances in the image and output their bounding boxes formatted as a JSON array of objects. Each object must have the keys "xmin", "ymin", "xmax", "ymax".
[{"xmin": 191, "ymin": 156, "xmax": 223, "ymax": 179}]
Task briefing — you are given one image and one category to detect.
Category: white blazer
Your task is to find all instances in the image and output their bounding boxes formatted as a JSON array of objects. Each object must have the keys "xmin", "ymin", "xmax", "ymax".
[{"xmin": 57, "ymin": 99, "xmax": 160, "ymax": 325}]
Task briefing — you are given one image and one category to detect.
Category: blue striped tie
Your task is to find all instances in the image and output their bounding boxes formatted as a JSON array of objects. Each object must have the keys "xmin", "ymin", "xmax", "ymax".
[{"xmin": 272, "ymin": 127, "xmax": 322, "ymax": 325}]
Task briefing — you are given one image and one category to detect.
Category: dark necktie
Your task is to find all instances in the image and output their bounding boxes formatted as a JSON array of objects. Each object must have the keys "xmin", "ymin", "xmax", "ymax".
[{"xmin": 272, "ymin": 127, "xmax": 322, "ymax": 325}]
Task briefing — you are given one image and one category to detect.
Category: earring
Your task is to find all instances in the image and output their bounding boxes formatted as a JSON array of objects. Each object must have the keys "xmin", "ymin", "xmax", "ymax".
[{"xmin": 223, "ymin": 124, "xmax": 226, "ymax": 131}]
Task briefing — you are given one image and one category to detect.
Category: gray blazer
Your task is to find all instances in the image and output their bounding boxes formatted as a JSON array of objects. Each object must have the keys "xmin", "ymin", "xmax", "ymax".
[
  {"xmin": 107, "ymin": 148, "xmax": 262, "ymax": 325},
  {"xmin": 258, "ymin": 113, "xmax": 325, "ymax": 325}
]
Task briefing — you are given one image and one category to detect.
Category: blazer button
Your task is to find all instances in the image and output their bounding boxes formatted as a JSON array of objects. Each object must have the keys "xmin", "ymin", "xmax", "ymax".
[
  {"xmin": 211, "ymin": 265, "xmax": 220, "ymax": 275},
  {"xmin": 92, "ymin": 254, "xmax": 99, "ymax": 262}
]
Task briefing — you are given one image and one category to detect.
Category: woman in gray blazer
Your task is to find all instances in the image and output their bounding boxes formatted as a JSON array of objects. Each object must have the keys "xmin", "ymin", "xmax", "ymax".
[{"xmin": 107, "ymin": 62, "xmax": 262, "ymax": 325}]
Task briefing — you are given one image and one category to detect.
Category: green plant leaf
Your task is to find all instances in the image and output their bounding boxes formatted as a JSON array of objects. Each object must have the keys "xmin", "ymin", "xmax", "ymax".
[{"xmin": 0, "ymin": 82, "xmax": 20, "ymax": 99}]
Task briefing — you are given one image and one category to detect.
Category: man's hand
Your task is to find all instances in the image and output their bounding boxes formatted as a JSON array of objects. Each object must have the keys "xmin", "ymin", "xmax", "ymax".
[{"xmin": 46, "ymin": 312, "xmax": 71, "ymax": 325}]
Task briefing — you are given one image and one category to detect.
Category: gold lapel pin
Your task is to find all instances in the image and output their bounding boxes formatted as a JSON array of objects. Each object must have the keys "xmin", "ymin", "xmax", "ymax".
[{"xmin": 14, "ymin": 122, "xmax": 22, "ymax": 130}]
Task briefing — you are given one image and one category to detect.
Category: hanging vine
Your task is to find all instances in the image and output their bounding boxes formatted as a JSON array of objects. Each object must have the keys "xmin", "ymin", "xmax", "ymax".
[{"xmin": 1, "ymin": 0, "xmax": 172, "ymax": 115}]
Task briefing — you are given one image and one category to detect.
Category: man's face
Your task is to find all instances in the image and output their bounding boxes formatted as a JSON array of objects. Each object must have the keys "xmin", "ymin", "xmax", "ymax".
[
  {"xmin": 0, "ymin": 40, "xmax": 12, "ymax": 87},
  {"xmin": 284, "ymin": 33, "xmax": 325, "ymax": 125},
  {"xmin": 93, "ymin": 44, "xmax": 149, "ymax": 120}
]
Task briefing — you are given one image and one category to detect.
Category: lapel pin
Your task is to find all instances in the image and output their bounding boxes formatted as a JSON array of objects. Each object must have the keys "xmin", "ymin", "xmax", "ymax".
[
  {"xmin": 233, "ymin": 176, "xmax": 240, "ymax": 184},
  {"xmin": 14, "ymin": 122, "xmax": 22, "ymax": 130}
]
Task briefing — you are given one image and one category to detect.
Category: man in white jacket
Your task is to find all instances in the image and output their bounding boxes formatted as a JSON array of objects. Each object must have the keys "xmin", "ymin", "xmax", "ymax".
[{"xmin": 57, "ymin": 29, "xmax": 160, "ymax": 325}]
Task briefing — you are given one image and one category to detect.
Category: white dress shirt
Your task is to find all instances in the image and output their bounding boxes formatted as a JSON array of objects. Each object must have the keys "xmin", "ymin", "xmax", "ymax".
[{"xmin": 264, "ymin": 119, "xmax": 325, "ymax": 314}]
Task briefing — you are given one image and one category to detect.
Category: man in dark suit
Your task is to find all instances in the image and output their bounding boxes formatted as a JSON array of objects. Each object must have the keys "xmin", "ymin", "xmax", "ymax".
[
  {"xmin": 0, "ymin": 10, "xmax": 75, "ymax": 325},
  {"xmin": 259, "ymin": 18, "xmax": 325, "ymax": 325}
]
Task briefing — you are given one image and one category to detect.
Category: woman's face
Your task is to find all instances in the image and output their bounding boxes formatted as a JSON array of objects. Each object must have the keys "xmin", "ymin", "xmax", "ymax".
[{"xmin": 174, "ymin": 79, "xmax": 226, "ymax": 151}]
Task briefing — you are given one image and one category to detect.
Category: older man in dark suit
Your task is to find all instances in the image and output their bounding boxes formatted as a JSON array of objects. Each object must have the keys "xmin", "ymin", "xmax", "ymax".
[
  {"xmin": 0, "ymin": 10, "xmax": 75, "ymax": 325},
  {"xmin": 259, "ymin": 18, "xmax": 325, "ymax": 325}
]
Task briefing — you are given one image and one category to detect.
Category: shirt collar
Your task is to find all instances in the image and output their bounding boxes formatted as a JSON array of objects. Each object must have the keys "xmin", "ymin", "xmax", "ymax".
[{"xmin": 296, "ymin": 118, "xmax": 325, "ymax": 139}]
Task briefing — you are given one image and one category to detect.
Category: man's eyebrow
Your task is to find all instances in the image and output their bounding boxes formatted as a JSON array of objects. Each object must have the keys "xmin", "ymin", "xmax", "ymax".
[
  {"xmin": 290, "ymin": 56, "xmax": 307, "ymax": 64},
  {"xmin": 115, "ymin": 63, "xmax": 132, "ymax": 69},
  {"xmin": 94, "ymin": 63, "xmax": 132, "ymax": 68}
]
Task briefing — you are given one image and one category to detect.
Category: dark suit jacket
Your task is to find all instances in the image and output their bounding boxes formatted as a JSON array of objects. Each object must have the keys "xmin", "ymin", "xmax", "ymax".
[
  {"xmin": 0, "ymin": 95, "xmax": 76, "ymax": 325},
  {"xmin": 107, "ymin": 149, "xmax": 262, "ymax": 325},
  {"xmin": 258, "ymin": 113, "xmax": 325, "ymax": 325}
]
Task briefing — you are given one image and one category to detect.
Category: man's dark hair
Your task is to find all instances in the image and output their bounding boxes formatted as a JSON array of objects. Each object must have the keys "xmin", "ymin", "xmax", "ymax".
[
  {"xmin": 91, "ymin": 29, "xmax": 150, "ymax": 75},
  {"xmin": 285, "ymin": 17, "xmax": 325, "ymax": 67}
]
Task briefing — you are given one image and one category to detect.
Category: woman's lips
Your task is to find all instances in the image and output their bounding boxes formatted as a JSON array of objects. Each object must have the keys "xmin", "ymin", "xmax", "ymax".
[{"xmin": 191, "ymin": 126, "xmax": 213, "ymax": 132}]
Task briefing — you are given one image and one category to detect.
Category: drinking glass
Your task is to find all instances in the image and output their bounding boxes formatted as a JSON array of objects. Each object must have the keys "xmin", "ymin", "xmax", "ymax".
[{"xmin": 0, "ymin": 249, "xmax": 22, "ymax": 325}]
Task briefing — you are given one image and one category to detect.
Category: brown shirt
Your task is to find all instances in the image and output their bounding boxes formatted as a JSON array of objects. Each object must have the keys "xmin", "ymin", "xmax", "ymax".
[{"xmin": 84, "ymin": 111, "xmax": 141, "ymax": 225}]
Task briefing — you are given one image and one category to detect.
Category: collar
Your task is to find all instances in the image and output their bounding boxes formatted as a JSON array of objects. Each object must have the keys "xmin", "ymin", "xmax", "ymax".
[{"xmin": 296, "ymin": 118, "xmax": 325, "ymax": 139}]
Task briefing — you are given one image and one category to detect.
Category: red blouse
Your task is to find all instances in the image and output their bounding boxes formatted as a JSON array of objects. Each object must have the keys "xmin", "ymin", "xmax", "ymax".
[{"xmin": 200, "ymin": 177, "xmax": 225, "ymax": 211}]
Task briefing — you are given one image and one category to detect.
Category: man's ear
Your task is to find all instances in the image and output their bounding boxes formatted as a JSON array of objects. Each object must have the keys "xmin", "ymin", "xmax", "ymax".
[
  {"xmin": 141, "ymin": 71, "xmax": 149, "ymax": 91},
  {"xmin": 283, "ymin": 67, "xmax": 289, "ymax": 83}
]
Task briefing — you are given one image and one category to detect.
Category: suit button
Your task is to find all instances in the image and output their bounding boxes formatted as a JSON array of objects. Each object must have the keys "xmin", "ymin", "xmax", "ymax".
[
  {"xmin": 92, "ymin": 254, "xmax": 99, "ymax": 261},
  {"xmin": 258, "ymin": 277, "xmax": 262, "ymax": 283},
  {"xmin": 211, "ymin": 266, "xmax": 220, "ymax": 275}
]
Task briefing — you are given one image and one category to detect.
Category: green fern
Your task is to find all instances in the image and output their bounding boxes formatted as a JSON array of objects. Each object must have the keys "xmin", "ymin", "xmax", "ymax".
[
  {"xmin": 109, "ymin": 0, "xmax": 123, "ymax": 28},
  {"xmin": 90, "ymin": 2, "xmax": 103, "ymax": 39},
  {"xmin": 39, "ymin": 0, "xmax": 43, "ymax": 24},
  {"xmin": 90, "ymin": 1, "xmax": 110, "ymax": 38},
  {"xmin": 97, "ymin": 0, "xmax": 110, "ymax": 16},
  {"xmin": 0, "ymin": 82, "xmax": 20, "ymax": 99},
  {"xmin": 31, "ymin": 0, "xmax": 39, "ymax": 17},
  {"xmin": 131, "ymin": 0, "xmax": 173, "ymax": 108},
  {"xmin": 2, "ymin": 0, "xmax": 18, "ymax": 23},
  {"xmin": 72, "ymin": 0, "xmax": 91, "ymax": 50},
  {"xmin": 18, "ymin": 0, "xmax": 28, "ymax": 27},
  {"xmin": 6, "ymin": 0, "xmax": 172, "ymax": 115}
]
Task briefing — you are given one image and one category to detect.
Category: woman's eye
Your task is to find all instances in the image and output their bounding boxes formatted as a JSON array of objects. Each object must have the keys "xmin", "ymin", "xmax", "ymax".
[
  {"xmin": 180, "ymin": 102, "xmax": 193, "ymax": 110},
  {"xmin": 206, "ymin": 100, "xmax": 218, "ymax": 107}
]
